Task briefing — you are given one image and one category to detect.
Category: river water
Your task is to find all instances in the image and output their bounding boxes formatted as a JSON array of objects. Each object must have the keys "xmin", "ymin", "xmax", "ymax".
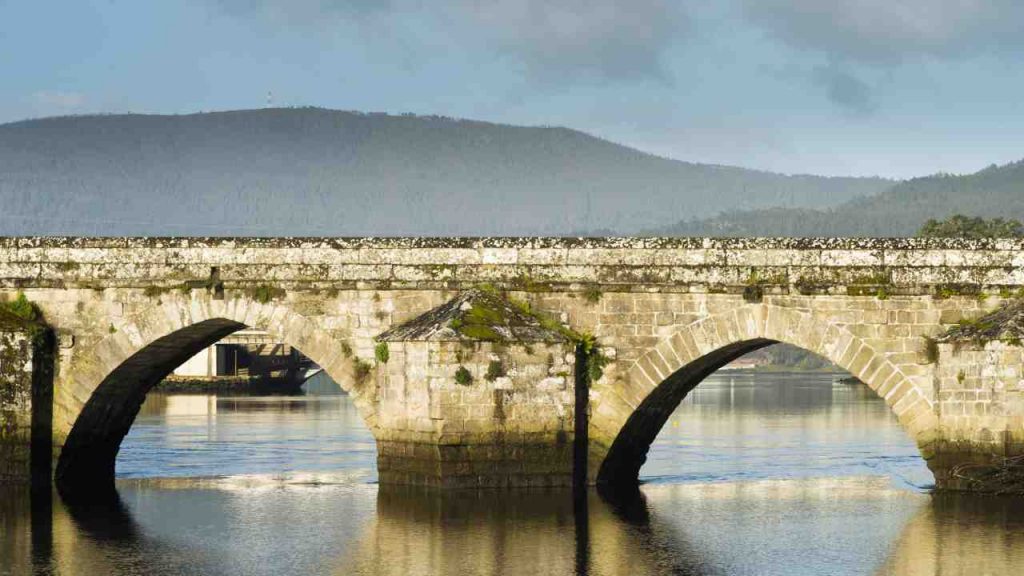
[{"xmin": 3, "ymin": 371, "xmax": 1024, "ymax": 575}]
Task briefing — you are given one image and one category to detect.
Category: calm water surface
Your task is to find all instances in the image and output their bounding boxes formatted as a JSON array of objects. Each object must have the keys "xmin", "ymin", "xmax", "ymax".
[{"xmin": 4, "ymin": 371, "xmax": 1024, "ymax": 575}]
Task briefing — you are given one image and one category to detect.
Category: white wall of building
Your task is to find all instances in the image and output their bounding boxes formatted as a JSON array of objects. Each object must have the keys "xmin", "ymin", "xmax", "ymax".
[{"xmin": 174, "ymin": 347, "xmax": 213, "ymax": 377}]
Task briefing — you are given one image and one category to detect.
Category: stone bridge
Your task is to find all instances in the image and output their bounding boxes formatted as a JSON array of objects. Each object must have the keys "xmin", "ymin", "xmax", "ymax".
[{"xmin": 3, "ymin": 237, "xmax": 1024, "ymax": 499}]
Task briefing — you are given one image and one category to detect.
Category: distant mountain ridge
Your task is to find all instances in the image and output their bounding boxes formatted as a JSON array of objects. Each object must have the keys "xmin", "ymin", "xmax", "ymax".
[
  {"xmin": 658, "ymin": 161, "xmax": 1024, "ymax": 237},
  {"xmin": 0, "ymin": 108, "xmax": 891, "ymax": 236}
]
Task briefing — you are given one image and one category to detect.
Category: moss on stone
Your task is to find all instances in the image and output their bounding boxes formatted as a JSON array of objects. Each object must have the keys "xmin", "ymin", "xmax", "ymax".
[
  {"xmin": 454, "ymin": 365, "xmax": 473, "ymax": 385},
  {"xmin": 923, "ymin": 336, "xmax": 940, "ymax": 364},
  {"xmin": 248, "ymin": 285, "xmax": 287, "ymax": 304},
  {"xmin": 578, "ymin": 332, "xmax": 610, "ymax": 383},
  {"xmin": 742, "ymin": 284, "xmax": 764, "ymax": 303},
  {"xmin": 458, "ymin": 323, "xmax": 503, "ymax": 341},
  {"xmin": 514, "ymin": 273, "xmax": 551, "ymax": 293},
  {"xmin": 0, "ymin": 294, "xmax": 39, "ymax": 328},
  {"xmin": 939, "ymin": 301, "xmax": 1024, "ymax": 347},
  {"xmin": 0, "ymin": 294, "xmax": 48, "ymax": 349},
  {"xmin": 743, "ymin": 269, "xmax": 784, "ymax": 303},
  {"xmin": 353, "ymin": 357, "xmax": 373, "ymax": 384},
  {"xmin": 485, "ymin": 359, "xmax": 506, "ymax": 382},
  {"xmin": 850, "ymin": 270, "xmax": 892, "ymax": 286},
  {"xmin": 380, "ymin": 286, "xmax": 609, "ymax": 382},
  {"xmin": 582, "ymin": 287, "xmax": 603, "ymax": 304},
  {"xmin": 794, "ymin": 275, "xmax": 826, "ymax": 295},
  {"xmin": 933, "ymin": 283, "xmax": 982, "ymax": 300},
  {"xmin": 142, "ymin": 286, "xmax": 170, "ymax": 299},
  {"xmin": 382, "ymin": 286, "xmax": 570, "ymax": 344}
]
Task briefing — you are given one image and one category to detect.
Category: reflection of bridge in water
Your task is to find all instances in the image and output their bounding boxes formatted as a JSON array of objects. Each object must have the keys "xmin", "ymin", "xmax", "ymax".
[{"xmin": 4, "ymin": 480, "xmax": 1024, "ymax": 576}]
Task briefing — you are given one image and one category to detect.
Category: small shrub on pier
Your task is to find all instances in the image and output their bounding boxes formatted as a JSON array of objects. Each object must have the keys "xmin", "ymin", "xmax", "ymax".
[
  {"xmin": 374, "ymin": 342, "xmax": 390, "ymax": 364},
  {"xmin": 454, "ymin": 366, "xmax": 473, "ymax": 385},
  {"xmin": 485, "ymin": 359, "xmax": 506, "ymax": 382},
  {"xmin": 353, "ymin": 358, "xmax": 373, "ymax": 384}
]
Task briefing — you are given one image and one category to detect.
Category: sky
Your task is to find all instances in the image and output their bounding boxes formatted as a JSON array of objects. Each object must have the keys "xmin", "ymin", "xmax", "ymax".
[{"xmin": 3, "ymin": 0, "xmax": 1024, "ymax": 178}]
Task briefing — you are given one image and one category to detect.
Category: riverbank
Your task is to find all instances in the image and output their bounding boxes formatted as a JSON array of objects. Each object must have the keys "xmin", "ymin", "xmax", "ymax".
[{"xmin": 155, "ymin": 375, "xmax": 303, "ymax": 395}]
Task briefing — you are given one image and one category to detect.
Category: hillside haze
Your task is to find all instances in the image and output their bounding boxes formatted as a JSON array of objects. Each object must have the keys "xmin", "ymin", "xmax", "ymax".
[
  {"xmin": 0, "ymin": 108, "xmax": 891, "ymax": 236},
  {"xmin": 660, "ymin": 160, "xmax": 1024, "ymax": 237}
]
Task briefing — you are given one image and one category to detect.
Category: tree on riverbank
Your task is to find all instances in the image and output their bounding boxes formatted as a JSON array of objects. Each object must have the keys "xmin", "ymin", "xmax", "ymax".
[{"xmin": 916, "ymin": 215, "xmax": 1024, "ymax": 238}]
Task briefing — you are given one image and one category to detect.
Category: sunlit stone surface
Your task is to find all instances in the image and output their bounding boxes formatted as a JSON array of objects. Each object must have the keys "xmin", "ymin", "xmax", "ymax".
[{"xmin": 3, "ymin": 237, "xmax": 1024, "ymax": 494}]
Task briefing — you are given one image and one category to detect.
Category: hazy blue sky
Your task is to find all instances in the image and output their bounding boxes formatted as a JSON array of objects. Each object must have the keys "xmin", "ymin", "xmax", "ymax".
[{"xmin": 3, "ymin": 0, "xmax": 1024, "ymax": 178}]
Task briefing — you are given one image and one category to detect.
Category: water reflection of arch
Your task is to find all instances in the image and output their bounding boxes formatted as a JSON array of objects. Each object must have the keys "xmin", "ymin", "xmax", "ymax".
[
  {"xmin": 334, "ymin": 486, "xmax": 716, "ymax": 576},
  {"xmin": 9, "ymin": 488, "xmax": 220, "ymax": 576}
]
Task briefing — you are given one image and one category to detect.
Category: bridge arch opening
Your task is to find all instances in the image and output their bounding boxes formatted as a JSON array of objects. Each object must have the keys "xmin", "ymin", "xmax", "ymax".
[
  {"xmin": 593, "ymin": 307, "xmax": 937, "ymax": 489},
  {"xmin": 56, "ymin": 311, "xmax": 370, "ymax": 500}
]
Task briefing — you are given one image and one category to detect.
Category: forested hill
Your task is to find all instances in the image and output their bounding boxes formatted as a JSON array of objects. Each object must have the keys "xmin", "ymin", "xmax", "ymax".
[
  {"xmin": 0, "ymin": 108, "xmax": 890, "ymax": 236},
  {"xmin": 659, "ymin": 160, "xmax": 1024, "ymax": 237}
]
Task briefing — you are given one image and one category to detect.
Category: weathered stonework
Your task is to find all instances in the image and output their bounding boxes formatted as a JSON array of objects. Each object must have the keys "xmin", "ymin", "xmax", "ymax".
[
  {"xmin": 0, "ymin": 307, "xmax": 52, "ymax": 486},
  {"xmin": 0, "ymin": 326, "xmax": 33, "ymax": 482},
  {"xmin": 375, "ymin": 290, "xmax": 577, "ymax": 487},
  {"xmin": 2, "ymin": 237, "xmax": 1024, "ymax": 497},
  {"xmin": 374, "ymin": 340, "xmax": 576, "ymax": 487},
  {"xmin": 930, "ymin": 342, "xmax": 1024, "ymax": 490}
]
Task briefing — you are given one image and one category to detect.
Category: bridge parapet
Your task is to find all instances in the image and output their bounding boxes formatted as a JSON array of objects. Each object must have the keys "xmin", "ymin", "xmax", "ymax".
[{"xmin": 2, "ymin": 237, "xmax": 1024, "ymax": 294}]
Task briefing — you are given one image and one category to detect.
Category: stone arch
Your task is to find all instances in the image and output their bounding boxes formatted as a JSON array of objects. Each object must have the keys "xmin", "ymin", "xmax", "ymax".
[
  {"xmin": 55, "ymin": 292, "xmax": 372, "ymax": 499},
  {"xmin": 591, "ymin": 302, "xmax": 938, "ymax": 487}
]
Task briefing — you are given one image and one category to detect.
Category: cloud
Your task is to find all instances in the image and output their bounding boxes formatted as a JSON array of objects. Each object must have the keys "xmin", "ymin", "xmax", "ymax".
[
  {"xmin": 31, "ymin": 91, "xmax": 87, "ymax": 113},
  {"xmin": 213, "ymin": 0, "xmax": 392, "ymax": 23},
  {"xmin": 210, "ymin": 0, "xmax": 684, "ymax": 83},
  {"xmin": 451, "ymin": 0, "xmax": 682, "ymax": 83},
  {"xmin": 736, "ymin": 1, "xmax": 1024, "ymax": 114},
  {"xmin": 811, "ymin": 65, "xmax": 875, "ymax": 115},
  {"xmin": 738, "ymin": 0, "xmax": 1024, "ymax": 63}
]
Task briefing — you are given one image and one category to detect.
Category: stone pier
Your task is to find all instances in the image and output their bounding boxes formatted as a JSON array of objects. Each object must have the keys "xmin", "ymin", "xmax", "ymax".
[
  {"xmin": 373, "ymin": 289, "xmax": 578, "ymax": 487},
  {"xmin": 0, "ymin": 304, "xmax": 52, "ymax": 486}
]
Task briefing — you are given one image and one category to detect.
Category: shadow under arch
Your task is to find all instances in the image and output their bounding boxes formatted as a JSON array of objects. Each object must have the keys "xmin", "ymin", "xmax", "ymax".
[
  {"xmin": 56, "ymin": 298, "xmax": 369, "ymax": 501},
  {"xmin": 594, "ymin": 303, "xmax": 937, "ymax": 489}
]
